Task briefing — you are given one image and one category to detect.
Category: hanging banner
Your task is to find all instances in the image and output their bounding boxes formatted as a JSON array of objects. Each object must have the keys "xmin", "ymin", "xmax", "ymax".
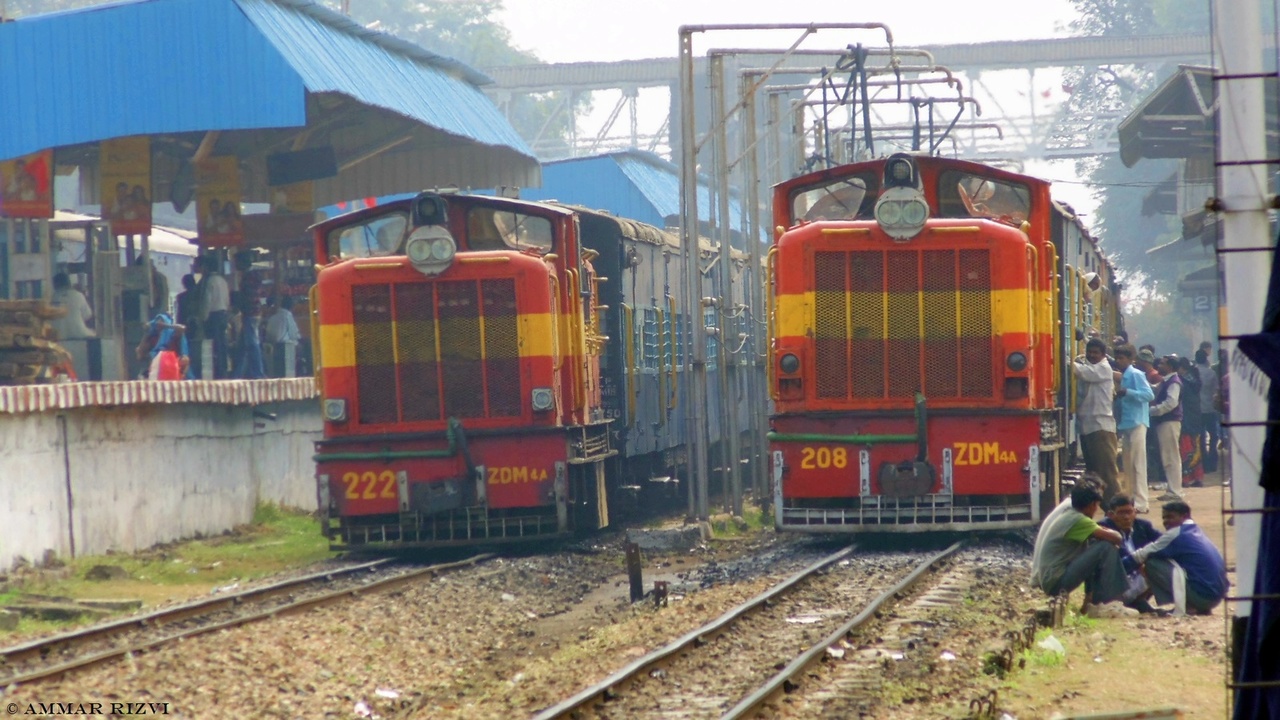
[
  {"xmin": 0, "ymin": 150, "xmax": 54, "ymax": 218},
  {"xmin": 101, "ymin": 136, "xmax": 152, "ymax": 236},
  {"xmin": 195, "ymin": 156, "xmax": 245, "ymax": 246},
  {"xmin": 270, "ymin": 181, "xmax": 313, "ymax": 215}
]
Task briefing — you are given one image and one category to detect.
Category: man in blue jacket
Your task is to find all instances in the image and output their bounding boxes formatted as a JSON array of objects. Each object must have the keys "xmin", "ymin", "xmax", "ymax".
[
  {"xmin": 1132, "ymin": 501, "xmax": 1229, "ymax": 615},
  {"xmin": 1115, "ymin": 345, "xmax": 1156, "ymax": 513},
  {"xmin": 1100, "ymin": 494, "xmax": 1162, "ymax": 612}
]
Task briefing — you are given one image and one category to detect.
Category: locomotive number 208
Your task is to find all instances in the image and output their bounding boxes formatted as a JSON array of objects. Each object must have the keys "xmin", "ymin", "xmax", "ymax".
[{"xmin": 799, "ymin": 447, "xmax": 849, "ymax": 470}]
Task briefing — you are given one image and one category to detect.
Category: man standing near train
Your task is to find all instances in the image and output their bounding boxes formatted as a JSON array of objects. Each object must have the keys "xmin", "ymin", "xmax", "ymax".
[
  {"xmin": 1073, "ymin": 338, "xmax": 1121, "ymax": 501},
  {"xmin": 1115, "ymin": 345, "xmax": 1156, "ymax": 513}
]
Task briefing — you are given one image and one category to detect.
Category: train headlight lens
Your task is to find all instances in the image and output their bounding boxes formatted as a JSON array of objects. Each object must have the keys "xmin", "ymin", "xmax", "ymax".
[
  {"xmin": 901, "ymin": 199, "xmax": 928, "ymax": 225},
  {"xmin": 876, "ymin": 200, "xmax": 903, "ymax": 225},
  {"xmin": 323, "ymin": 398, "xmax": 347, "ymax": 422},
  {"xmin": 779, "ymin": 353, "xmax": 800, "ymax": 374},
  {"xmin": 406, "ymin": 236, "xmax": 433, "ymax": 263},
  {"xmin": 1006, "ymin": 352, "xmax": 1028, "ymax": 372},
  {"xmin": 430, "ymin": 236, "xmax": 456, "ymax": 262},
  {"xmin": 531, "ymin": 387, "xmax": 554, "ymax": 411}
]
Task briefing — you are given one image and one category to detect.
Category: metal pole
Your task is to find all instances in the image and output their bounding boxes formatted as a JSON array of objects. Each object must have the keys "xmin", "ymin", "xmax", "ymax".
[
  {"xmin": 741, "ymin": 71, "xmax": 768, "ymax": 509},
  {"xmin": 679, "ymin": 28, "xmax": 711, "ymax": 521},
  {"xmin": 711, "ymin": 54, "xmax": 742, "ymax": 517},
  {"xmin": 1214, "ymin": 0, "xmax": 1268, "ymax": 652},
  {"xmin": 768, "ymin": 92, "xmax": 784, "ymax": 187}
]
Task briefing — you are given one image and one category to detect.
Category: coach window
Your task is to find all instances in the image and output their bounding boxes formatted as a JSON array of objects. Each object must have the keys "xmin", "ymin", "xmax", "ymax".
[
  {"xmin": 326, "ymin": 212, "xmax": 409, "ymax": 260},
  {"xmin": 938, "ymin": 171, "xmax": 1031, "ymax": 224},
  {"xmin": 467, "ymin": 208, "xmax": 554, "ymax": 253},
  {"xmin": 790, "ymin": 173, "xmax": 877, "ymax": 223}
]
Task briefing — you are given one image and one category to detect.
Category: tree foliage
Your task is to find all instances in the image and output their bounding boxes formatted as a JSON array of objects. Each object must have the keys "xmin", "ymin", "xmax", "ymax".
[
  {"xmin": 317, "ymin": 0, "xmax": 583, "ymax": 157},
  {"xmin": 1060, "ymin": 0, "xmax": 1210, "ymax": 294}
]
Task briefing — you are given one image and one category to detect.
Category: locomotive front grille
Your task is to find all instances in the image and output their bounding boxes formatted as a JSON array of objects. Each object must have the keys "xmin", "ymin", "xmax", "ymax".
[
  {"xmin": 814, "ymin": 248, "xmax": 993, "ymax": 401},
  {"xmin": 352, "ymin": 279, "xmax": 521, "ymax": 424}
]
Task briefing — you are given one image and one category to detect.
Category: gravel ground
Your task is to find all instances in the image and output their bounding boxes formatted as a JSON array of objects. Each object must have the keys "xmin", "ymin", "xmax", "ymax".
[{"xmin": 0, "ymin": 530, "xmax": 837, "ymax": 719}]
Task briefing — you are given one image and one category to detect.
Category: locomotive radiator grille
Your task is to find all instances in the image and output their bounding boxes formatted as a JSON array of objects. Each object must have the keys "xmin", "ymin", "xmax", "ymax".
[
  {"xmin": 811, "ymin": 248, "xmax": 993, "ymax": 401},
  {"xmin": 353, "ymin": 278, "xmax": 522, "ymax": 424}
]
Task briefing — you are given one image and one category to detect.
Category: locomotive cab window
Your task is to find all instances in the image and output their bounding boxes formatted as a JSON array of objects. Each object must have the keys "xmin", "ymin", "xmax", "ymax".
[
  {"xmin": 938, "ymin": 171, "xmax": 1031, "ymax": 224},
  {"xmin": 467, "ymin": 207, "xmax": 554, "ymax": 253},
  {"xmin": 326, "ymin": 212, "xmax": 410, "ymax": 260},
  {"xmin": 789, "ymin": 173, "xmax": 878, "ymax": 224}
]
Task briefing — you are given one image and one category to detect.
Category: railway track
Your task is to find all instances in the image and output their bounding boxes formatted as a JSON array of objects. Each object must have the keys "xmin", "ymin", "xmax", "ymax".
[
  {"xmin": 0, "ymin": 553, "xmax": 493, "ymax": 687},
  {"xmin": 532, "ymin": 541, "xmax": 964, "ymax": 720}
]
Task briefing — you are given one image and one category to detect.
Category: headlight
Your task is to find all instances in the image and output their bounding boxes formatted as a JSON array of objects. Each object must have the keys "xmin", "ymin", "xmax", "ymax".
[
  {"xmin": 901, "ymin": 199, "xmax": 928, "ymax": 225},
  {"xmin": 431, "ymin": 236, "xmax": 456, "ymax": 262},
  {"xmin": 323, "ymin": 398, "xmax": 347, "ymax": 422},
  {"xmin": 406, "ymin": 236, "xmax": 432, "ymax": 263},
  {"xmin": 876, "ymin": 201, "xmax": 903, "ymax": 225},
  {"xmin": 874, "ymin": 186, "xmax": 930, "ymax": 240},
  {"xmin": 1006, "ymin": 352, "xmax": 1028, "ymax": 372},
  {"xmin": 779, "ymin": 353, "xmax": 800, "ymax": 374},
  {"xmin": 405, "ymin": 226, "xmax": 457, "ymax": 276},
  {"xmin": 531, "ymin": 387, "xmax": 554, "ymax": 411}
]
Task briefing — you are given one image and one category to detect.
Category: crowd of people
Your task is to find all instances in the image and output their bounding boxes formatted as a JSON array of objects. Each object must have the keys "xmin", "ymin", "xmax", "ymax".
[
  {"xmin": 1071, "ymin": 337, "xmax": 1228, "ymax": 513},
  {"xmin": 1031, "ymin": 336, "xmax": 1231, "ymax": 618},
  {"xmin": 149, "ymin": 252, "xmax": 301, "ymax": 380}
]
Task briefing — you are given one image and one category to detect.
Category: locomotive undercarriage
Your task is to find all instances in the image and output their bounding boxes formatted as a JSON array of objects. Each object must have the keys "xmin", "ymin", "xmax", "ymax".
[
  {"xmin": 777, "ymin": 494, "xmax": 1035, "ymax": 533},
  {"xmin": 324, "ymin": 422, "xmax": 616, "ymax": 550}
]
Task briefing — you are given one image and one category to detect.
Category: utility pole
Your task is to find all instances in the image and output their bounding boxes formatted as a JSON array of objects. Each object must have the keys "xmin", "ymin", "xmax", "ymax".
[
  {"xmin": 1212, "ymin": 0, "xmax": 1269, "ymax": 677},
  {"xmin": 678, "ymin": 28, "xmax": 711, "ymax": 521},
  {"xmin": 710, "ymin": 53, "xmax": 742, "ymax": 517}
]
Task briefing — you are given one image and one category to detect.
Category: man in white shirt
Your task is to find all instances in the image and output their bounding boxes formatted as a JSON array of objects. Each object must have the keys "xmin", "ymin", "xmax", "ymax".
[
  {"xmin": 196, "ymin": 255, "xmax": 230, "ymax": 378},
  {"xmin": 1073, "ymin": 338, "xmax": 1120, "ymax": 501},
  {"xmin": 49, "ymin": 272, "xmax": 96, "ymax": 340},
  {"xmin": 264, "ymin": 296, "xmax": 301, "ymax": 345}
]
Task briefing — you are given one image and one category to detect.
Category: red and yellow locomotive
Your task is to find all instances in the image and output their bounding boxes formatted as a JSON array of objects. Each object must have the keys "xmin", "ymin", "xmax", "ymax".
[
  {"xmin": 311, "ymin": 192, "xmax": 613, "ymax": 548},
  {"xmin": 768, "ymin": 153, "xmax": 1119, "ymax": 532}
]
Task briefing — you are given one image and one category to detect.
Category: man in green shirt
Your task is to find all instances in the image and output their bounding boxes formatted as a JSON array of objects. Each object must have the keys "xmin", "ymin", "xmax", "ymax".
[{"xmin": 1031, "ymin": 485, "xmax": 1130, "ymax": 614}]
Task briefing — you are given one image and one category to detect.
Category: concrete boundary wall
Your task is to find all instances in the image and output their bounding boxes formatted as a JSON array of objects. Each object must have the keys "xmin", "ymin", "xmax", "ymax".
[{"xmin": 0, "ymin": 382, "xmax": 322, "ymax": 570}]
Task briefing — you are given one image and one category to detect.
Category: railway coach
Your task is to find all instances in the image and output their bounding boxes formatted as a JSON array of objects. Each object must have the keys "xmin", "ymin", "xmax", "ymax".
[{"xmin": 768, "ymin": 152, "xmax": 1121, "ymax": 533}]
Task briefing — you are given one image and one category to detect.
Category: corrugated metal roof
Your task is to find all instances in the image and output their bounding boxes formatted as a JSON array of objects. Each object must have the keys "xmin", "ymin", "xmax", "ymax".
[
  {"xmin": 521, "ymin": 150, "xmax": 747, "ymax": 234},
  {"xmin": 0, "ymin": 0, "xmax": 532, "ymax": 163},
  {"xmin": 236, "ymin": 0, "xmax": 531, "ymax": 155},
  {"xmin": 0, "ymin": 378, "xmax": 317, "ymax": 414}
]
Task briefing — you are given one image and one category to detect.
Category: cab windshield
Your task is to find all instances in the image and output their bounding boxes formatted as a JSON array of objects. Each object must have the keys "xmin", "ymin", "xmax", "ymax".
[
  {"xmin": 467, "ymin": 207, "xmax": 554, "ymax": 253},
  {"xmin": 789, "ymin": 173, "xmax": 878, "ymax": 224},
  {"xmin": 325, "ymin": 212, "xmax": 409, "ymax": 260},
  {"xmin": 938, "ymin": 171, "xmax": 1031, "ymax": 224}
]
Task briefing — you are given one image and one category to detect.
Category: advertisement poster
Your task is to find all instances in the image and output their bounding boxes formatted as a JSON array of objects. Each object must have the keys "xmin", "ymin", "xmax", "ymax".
[
  {"xmin": 270, "ymin": 181, "xmax": 313, "ymax": 215},
  {"xmin": 101, "ymin": 137, "xmax": 152, "ymax": 236},
  {"xmin": 195, "ymin": 156, "xmax": 244, "ymax": 246},
  {"xmin": 0, "ymin": 150, "xmax": 54, "ymax": 218}
]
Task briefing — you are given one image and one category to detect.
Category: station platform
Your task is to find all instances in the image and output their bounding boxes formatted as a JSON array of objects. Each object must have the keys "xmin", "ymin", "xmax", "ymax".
[{"xmin": 0, "ymin": 378, "xmax": 321, "ymax": 570}]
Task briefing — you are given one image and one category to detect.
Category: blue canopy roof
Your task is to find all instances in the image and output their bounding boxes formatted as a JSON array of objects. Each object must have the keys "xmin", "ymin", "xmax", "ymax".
[
  {"xmin": 520, "ymin": 150, "xmax": 752, "ymax": 242},
  {"xmin": 0, "ymin": 0, "xmax": 534, "ymax": 179}
]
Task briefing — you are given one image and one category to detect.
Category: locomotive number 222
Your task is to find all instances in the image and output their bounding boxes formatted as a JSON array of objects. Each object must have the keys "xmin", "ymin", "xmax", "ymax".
[
  {"xmin": 342, "ymin": 471, "xmax": 397, "ymax": 500},
  {"xmin": 799, "ymin": 447, "xmax": 849, "ymax": 470}
]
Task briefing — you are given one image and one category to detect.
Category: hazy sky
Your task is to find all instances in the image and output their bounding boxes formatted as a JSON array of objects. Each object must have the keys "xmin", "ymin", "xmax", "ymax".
[
  {"xmin": 497, "ymin": 0, "xmax": 1081, "ymax": 64},
  {"xmin": 495, "ymin": 0, "xmax": 1095, "ymax": 213}
]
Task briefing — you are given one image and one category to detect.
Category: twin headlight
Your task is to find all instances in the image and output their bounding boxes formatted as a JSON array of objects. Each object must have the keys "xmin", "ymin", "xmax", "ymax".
[
  {"xmin": 405, "ymin": 226, "xmax": 457, "ymax": 275},
  {"xmin": 874, "ymin": 187, "xmax": 930, "ymax": 241}
]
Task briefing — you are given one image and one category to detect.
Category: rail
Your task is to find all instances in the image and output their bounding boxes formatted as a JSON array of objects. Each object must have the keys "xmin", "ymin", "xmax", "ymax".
[
  {"xmin": 723, "ymin": 540, "xmax": 964, "ymax": 719},
  {"xmin": 530, "ymin": 545, "xmax": 859, "ymax": 720},
  {"xmin": 0, "ymin": 554, "xmax": 494, "ymax": 686}
]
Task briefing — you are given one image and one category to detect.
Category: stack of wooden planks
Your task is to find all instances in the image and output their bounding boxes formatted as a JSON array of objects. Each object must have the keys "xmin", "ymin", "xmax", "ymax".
[{"xmin": 0, "ymin": 300, "xmax": 72, "ymax": 385}]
